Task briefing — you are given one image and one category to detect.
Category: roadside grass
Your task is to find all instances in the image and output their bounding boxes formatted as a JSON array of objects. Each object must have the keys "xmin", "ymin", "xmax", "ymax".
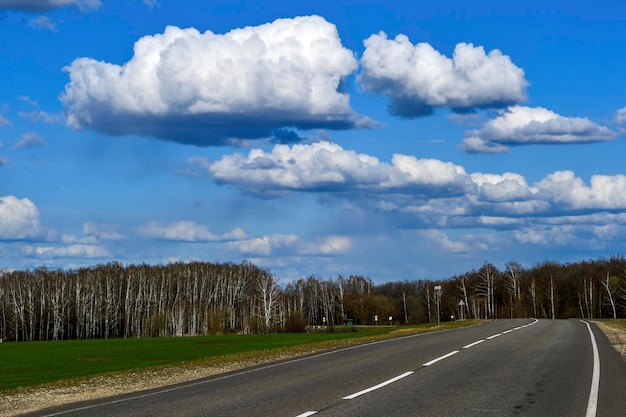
[
  {"xmin": 0, "ymin": 320, "xmax": 483, "ymax": 392},
  {"xmin": 601, "ymin": 319, "xmax": 626, "ymax": 331}
]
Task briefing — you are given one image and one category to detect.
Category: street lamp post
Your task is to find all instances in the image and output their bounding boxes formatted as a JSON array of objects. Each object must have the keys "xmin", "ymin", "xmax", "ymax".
[{"xmin": 434, "ymin": 285, "xmax": 441, "ymax": 326}]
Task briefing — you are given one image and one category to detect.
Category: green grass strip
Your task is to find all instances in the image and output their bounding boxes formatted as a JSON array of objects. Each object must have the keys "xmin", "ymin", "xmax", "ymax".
[{"xmin": 0, "ymin": 321, "xmax": 482, "ymax": 392}]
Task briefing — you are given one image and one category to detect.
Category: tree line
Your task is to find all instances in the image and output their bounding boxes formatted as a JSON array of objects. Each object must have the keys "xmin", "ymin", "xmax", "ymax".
[{"xmin": 1, "ymin": 256, "xmax": 625, "ymax": 342}]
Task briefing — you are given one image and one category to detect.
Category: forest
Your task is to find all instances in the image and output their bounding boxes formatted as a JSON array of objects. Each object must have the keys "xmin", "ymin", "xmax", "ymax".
[{"xmin": 1, "ymin": 256, "xmax": 625, "ymax": 342}]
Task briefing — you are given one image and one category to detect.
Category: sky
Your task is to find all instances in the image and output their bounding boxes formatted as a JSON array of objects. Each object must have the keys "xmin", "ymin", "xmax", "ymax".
[{"xmin": 1, "ymin": 0, "xmax": 626, "ymax": 283}]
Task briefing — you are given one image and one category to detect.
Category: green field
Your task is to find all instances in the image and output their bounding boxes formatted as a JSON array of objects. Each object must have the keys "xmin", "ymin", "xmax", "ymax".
[{"xmin": 0, "ymin": 321, "xmax": 482, "ymax": 392}]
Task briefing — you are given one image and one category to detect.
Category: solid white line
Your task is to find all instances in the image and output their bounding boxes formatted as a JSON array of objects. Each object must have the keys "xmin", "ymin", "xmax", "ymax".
[
  {"xmin": 581, "ymin": 321, "xmax": 600, "ymax": 417},
  {"xmin": 342, "ymin": 371, "xmax": 414, "ymax": 400},
  {"xmin": 487, "ymin": 333, "xmax": 501, "ymax": 339},
  {"xmin": 462, "ymin": 340, "xmax": 485, "ymax": 349},
  {"xmin": 295, "ymin": 412, "xmax": 317, "ymax": 417},
  {"xmin": 422, "ymin": 350, "xmax": 459, "ymax": 367}
]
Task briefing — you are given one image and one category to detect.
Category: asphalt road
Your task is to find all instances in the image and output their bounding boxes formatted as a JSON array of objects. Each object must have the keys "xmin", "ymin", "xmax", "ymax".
[{"xmin": 23, "ymin": 319, "xmax": 626, "ymax": 417}]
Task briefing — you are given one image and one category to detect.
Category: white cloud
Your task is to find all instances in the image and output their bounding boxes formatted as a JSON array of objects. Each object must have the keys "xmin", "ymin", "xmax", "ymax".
[
  {"xmin": 458, "ymin": 134, "xmax": 509, "ymax": 154},
  {"xmin": 358, "ymin": 33, "xmax": 528, "ymax": 117},
  {"xmin": 229, "ymin": 234, "xmax": 349, "ymax": 257},
  {"xmin": 206, "ymin": 141, "xmax": 472, "ymax": 197},
  {"xmin": 616, "ymin": 106, "xmax": 626, "ymax": 125},
  {"xmin": 0, "ymin": 113, "xmax": 11, "ymax": 127},
  {"xmin": 229, "ymin": 234, "xmax": 298, "ymax": 256},
  {"xmin": 137, "ymin": 221, "xmax": 244, "ymax": 242},
  {"xmin": 513, "ymin": 226, "xmax": 574, "ymax": 246},
  {"xmin": 0, "ymin": 0, "xmax": 101, "ymax": 12},
  {"xmin": 143, "ymin": 0, "xmax": 159, "ymax": 8},
  {"xmin": 13, "ymin": 131, "xmax": 45, "ymax": 149},
  {"xmin": 461, "ymin": 106, "xmax": 615, "ymax": 153},
  {"xmin": 536, "ymin": 170, "xmax": 626, "ymax": 211},
  {"xmin": 417, "ymin": 229, "xmax": 468, "ymax": 252},
  {"xmin": 28, "ymin": 15, "xmax": 57, "ymax": 31},
  {"xmin": 301, "ymin": 235, "xmax": 352, "ymax": 255},
  {"xmin": 205, "ymin": 142, "xmax": 626, "ymax": 228},
  {"xmin": 19, "ymin": 110, "xmax": 63, "ymax": 124},
  {"xmin": 61, "ymin": 16, "xmax": 372, "ymax": 146},
  {"xmin": 471, "ymin": 172, "xmax": 535, "ymax": 202},
  {"xmin": 0, "ymin": 196, "xmax": 41, "ymax": 239},
  {"xmin": 83, "ymin": 222, "xmax": 125, "ymax": 240},
  {"xmin": 21, "ymin": 244, "xmax": 110, "ymax": 258}
]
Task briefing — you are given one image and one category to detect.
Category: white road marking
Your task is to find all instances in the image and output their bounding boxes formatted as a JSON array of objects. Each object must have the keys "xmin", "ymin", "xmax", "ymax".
[
  {"xmin": 342, "ymin": 371, "xmax": 414, "ymax": 400},
  {"xmin": 487, "ymin": 333, "xmax": 501, "ymax": 339},
  {"xmin": 295, "ymin": 412, "xmax": 317, "ymax": 417},
  {"xmin": 422, "ymin": 350, "xmax": 459, "ymax": 367},
  {"xmin": 463, "ymin": 340, "xmax": 485, "ymax": 349},
  {"xmin": 581, "ymin": 321, "xmax": 600, "ymax": 417}
]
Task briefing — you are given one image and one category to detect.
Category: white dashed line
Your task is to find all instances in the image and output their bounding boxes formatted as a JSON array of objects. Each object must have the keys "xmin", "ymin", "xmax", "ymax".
[
  {"xmin": 463, "ymin": 339, "xmax": 485, "ymax": 349},
  {"xmin": 423, "ymin": 350, "xmax": 459, "ymax": 367},
  {"xmin": 343, "ymin": 372, "xmax": 414, "ymax": 400}
]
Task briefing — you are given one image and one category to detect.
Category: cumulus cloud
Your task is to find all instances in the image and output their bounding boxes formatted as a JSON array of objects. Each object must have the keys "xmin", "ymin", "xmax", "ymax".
[
  {"xmin": 471, "ymin": 172, "xmax": 536, "ymax": 202},
  {"xmin": 137, "ymin": 221, "xmax": 246, "ymax": 242},
  {"xmin": 460, "ymin": 106, "xmax": 616, "ymax": 153},
  {"xmin": 0, "ymin": 196, "xmax": 41, "ymax": 239},
  {"xmin": 358, "ymin": 33, "xmax": 528, "ymax": 117},
  {"xmin": 13, "ymin": 131, "xmax": 45, "ymax": 149},
  {"xmin": 61, "ymin": 16, "xmax": 372, "ymax": 146},
  {"xmin": 205, "ymin": 141, "xmax": 472, "ymax": 197},
  {"xmin": 0, "ymin": 0, "xmax": 101, "ymax": 12},
  {"xmin": 203, "ymin": 142, "xmax": 626, "ymax": 228},
  {"xmin": 536, "ymin": 170, "xmax": 626, "ymax": 211}
]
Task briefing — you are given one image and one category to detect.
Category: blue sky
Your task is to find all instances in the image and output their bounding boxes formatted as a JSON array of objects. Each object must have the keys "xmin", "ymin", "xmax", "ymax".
[{"xmin": 2, "ymin": 0, "xmax": 626, "ymax": 282}]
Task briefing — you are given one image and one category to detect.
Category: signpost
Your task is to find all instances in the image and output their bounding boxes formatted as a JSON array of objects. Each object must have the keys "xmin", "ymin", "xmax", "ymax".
[{"xmin": 458, "ymin": 299, "xmax": 465, "ymax": 320}]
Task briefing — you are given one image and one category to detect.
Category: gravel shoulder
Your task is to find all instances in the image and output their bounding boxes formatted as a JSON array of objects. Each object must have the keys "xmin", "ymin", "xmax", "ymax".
[
  {"xmin": 2, "ymin": 321, "xmax": 625, "ymax": 417},
  {"xmin": 593, "ymin": 320, "xmax": 626, "ymax": 359}
]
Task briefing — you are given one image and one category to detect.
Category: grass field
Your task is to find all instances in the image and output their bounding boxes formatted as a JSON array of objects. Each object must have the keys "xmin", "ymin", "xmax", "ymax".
[
  {"xmin": 605, "ymin": 319, "xmax": 626, "ymax": 330},
  {"xmin": 0, "ymin": 321, "xmax": 482, "ymax": 392}
]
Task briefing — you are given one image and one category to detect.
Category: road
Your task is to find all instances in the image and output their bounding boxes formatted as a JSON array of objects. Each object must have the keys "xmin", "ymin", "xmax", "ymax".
[{"xmin": 23, "ymin": 319, "xmax": 626, "ymax": 417}]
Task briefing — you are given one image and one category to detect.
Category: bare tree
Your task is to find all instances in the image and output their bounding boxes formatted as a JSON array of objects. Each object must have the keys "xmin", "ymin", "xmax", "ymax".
[
  {"xmin": 476, "ymin": 262, "xmax": 498, "ymax": 319},
  {"xmin": 504, "ymin": 261, "xmax": 523, "ymax": 318},
  {"xmin": 601, "ymin": 273, "xmax": 618, "ymax": 319}
]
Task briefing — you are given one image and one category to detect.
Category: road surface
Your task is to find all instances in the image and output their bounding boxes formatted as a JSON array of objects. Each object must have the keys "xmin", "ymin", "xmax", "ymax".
[{"xmin": 23, "ymin": 319, "xmax": 626, "ymax": 417}]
